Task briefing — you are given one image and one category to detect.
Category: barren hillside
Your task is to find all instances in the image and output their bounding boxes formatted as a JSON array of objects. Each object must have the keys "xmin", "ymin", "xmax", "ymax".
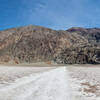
[{"xmin": 0, "ymin": 26, "xmax": 100, "ymax": 64}]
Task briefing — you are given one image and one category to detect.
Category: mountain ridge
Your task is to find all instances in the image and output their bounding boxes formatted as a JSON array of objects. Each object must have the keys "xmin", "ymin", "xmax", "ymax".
[{"xmin": 0, "ymin": 25, "xmax": 100, "ymax": 64}]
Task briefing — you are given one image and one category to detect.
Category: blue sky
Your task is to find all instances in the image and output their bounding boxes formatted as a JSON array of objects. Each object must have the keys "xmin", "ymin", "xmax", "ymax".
[{"xmin": 0, "ymin": 0, "xmax": 100, "ymax": 30}]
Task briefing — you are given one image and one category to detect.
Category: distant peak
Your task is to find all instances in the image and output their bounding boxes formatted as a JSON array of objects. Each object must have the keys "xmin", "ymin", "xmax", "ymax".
[{"xmin": 67, "ymin": 27, "xmax": 87, "ymax": 32}]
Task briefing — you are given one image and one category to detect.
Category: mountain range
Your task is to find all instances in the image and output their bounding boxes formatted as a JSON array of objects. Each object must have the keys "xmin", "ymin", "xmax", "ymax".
[{"xmin": 0, "ymin": 25, "xmax": 100, "ymax": 64}]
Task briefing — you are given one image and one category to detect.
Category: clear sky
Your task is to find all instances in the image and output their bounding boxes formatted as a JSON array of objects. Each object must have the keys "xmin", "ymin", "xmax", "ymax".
[{"xmin": 0, "ymin": 0, "xmax": 100, "ymax": 30}]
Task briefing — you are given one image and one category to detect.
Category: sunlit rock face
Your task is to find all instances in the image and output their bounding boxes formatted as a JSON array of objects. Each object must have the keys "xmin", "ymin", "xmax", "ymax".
[{"xmin": 0, "ymin": 25, "xmax": 99, "ymax": 64}]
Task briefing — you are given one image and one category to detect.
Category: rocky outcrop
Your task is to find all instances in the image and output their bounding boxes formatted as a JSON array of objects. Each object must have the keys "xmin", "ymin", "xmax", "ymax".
[
  {"xmin": 0, "ymin": 26, "xmax": 99, "ymax": 64},
  {"xmin": 54, "ymin": 46, "xmax": 100, "ymax": 64}
]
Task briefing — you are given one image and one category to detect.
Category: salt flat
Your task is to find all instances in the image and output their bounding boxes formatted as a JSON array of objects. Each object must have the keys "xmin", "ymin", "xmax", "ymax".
[
  {"xmin": 68, "ymin": 65, "xmax": 100, "ymax": 100},
  {"xmin": 0, "ymin": 65, "xmax": 100, "ymax": 100}
]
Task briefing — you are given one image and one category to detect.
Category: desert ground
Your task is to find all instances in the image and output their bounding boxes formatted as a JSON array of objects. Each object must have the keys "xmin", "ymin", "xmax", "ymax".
[{"xmin": 0, "ymin": 65, "xmax": 100, "ymax": 100}]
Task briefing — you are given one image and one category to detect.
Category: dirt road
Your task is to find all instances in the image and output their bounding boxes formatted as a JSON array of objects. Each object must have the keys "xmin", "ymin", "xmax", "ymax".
[
  {"xmin": 0, "ymin": 65, "xmax": 100, "ymax": 100},
  {"xmin": 0, "ymin": 67, "xmax": 71, "ymax": 100}
]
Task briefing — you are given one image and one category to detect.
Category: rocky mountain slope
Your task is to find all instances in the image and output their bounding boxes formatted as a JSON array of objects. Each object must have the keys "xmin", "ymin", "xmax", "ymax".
[{"xmin": 0, "ymin": 26, "xmax": 99, "ymax": 64}]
